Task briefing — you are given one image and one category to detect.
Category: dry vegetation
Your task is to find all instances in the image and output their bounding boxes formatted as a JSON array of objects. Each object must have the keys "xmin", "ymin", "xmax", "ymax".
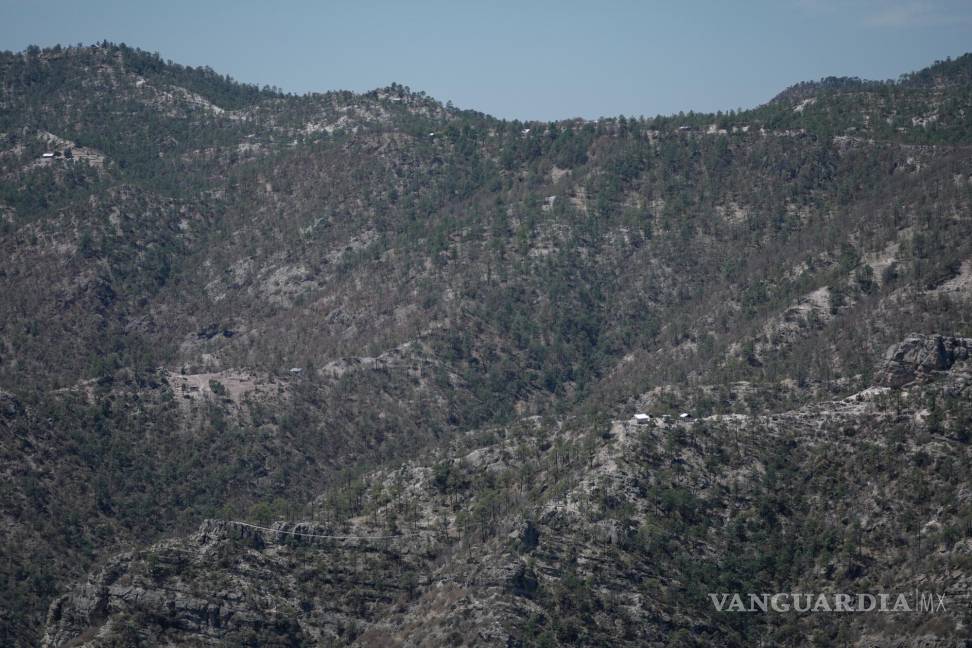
[{"xmin": 1, "ymin": 44, "xmax": 972, "ymax": 646}]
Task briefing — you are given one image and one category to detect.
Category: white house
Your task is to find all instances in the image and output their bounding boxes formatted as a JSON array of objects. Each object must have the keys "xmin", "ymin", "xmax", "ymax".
[{"xmin": 633, "ymin": 413, "xmax": 651, "ymax": 425}]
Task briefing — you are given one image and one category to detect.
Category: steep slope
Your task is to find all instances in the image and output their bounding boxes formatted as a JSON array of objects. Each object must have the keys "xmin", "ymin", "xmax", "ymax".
[
  {"xmin": 41, "ymin": 335, "xmax": 972, "ymax": 646},
  {"xmin": 1, "ymin": 43, "xmax": 972, "ymax": 645}
]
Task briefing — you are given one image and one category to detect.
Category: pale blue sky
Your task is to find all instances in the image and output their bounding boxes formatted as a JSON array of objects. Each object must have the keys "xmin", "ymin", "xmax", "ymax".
[{"xmin": 1, "ymin": 0, "xmax": 970, "ymax": 120}]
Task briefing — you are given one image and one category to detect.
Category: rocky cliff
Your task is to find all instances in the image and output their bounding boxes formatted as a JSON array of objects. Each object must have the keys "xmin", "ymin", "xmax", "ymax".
[{"xmin": 877, "ymin": 334, "xmax": 972, "ymax": 387}]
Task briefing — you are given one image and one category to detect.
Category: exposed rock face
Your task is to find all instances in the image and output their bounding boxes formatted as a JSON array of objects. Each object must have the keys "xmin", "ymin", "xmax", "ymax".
[
  {"xmin": 41, "ymin": 522, "xmax": 314, "ymax": 647},
  {"xmin": 876, "ymin": 334, "xmax": 971, "ymax": 387},
  {"xmin": 41, "ymin": 518, "xmax": 520, "ymax": 647}
]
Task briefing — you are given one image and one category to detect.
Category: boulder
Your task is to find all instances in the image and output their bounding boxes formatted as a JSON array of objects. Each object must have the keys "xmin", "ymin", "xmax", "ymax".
[{"xmin": 876, "ymin": 334, "xmax": 972, "ymax": 387}]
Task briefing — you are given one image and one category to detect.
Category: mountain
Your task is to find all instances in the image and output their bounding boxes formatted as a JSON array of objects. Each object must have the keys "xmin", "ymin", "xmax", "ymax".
[
  {"xmin": 1, "ymin": 43, "xmax": 972, "ymax": 646},
  {"xmin": 39, "ymin": 337, "xmax": 972, "ymax": 646}
]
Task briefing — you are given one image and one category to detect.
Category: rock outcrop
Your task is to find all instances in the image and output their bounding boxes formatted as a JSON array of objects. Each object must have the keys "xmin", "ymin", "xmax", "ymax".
[
  {"xmin": 41, "ymin": 524, "xmax": 310, "ymax": 647},
  {"xmin": 876, "ymin": 334, "xmax": 971, "ymax": 387},
  {"xmin": 42, "ymin": 518, "xmax": 504, "ymax": 647}
]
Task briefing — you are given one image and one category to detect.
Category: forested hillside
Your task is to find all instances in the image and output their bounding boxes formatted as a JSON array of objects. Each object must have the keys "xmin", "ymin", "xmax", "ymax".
[{"xmin": 2, "ymin": 44, "xmax": 972, "ymax": 646}]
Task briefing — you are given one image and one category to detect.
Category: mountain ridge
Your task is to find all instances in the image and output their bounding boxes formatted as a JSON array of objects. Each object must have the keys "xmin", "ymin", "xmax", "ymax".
[
  {"xmin": 2, "ymin": 44, "xmax": 972, "ymax": 646},
  {"xmin": 8, "ymin": 43, "xmax": 972, "ymax": 133}
]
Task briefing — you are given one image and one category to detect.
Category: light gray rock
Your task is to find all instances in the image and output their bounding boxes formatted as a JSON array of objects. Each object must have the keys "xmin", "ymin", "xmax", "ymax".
[{"xmin": 876, "ymin": 334, "xmax": 972, "ymax": 387}]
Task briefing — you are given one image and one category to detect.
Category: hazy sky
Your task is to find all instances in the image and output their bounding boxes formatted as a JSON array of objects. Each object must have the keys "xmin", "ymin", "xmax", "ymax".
[{"xmin": 2, "ymin": 0, "xmax": 970, "ymax": 120}]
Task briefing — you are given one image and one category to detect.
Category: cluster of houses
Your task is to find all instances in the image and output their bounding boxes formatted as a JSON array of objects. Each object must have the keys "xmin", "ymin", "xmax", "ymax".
[
  {"xmin": 632, "ymin": 411, "xmax": 692, "ymax": 426},
  {"xmin": 37, "ymin": 145, "xmax": 104, "ymax": 168},
  {"xmin": 40, "ymin": 148, "xmax": 73, "ymax": 159},
  {"xmin": 39, "ymin": 149, "xmax": 86, "ymax": 164}
]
